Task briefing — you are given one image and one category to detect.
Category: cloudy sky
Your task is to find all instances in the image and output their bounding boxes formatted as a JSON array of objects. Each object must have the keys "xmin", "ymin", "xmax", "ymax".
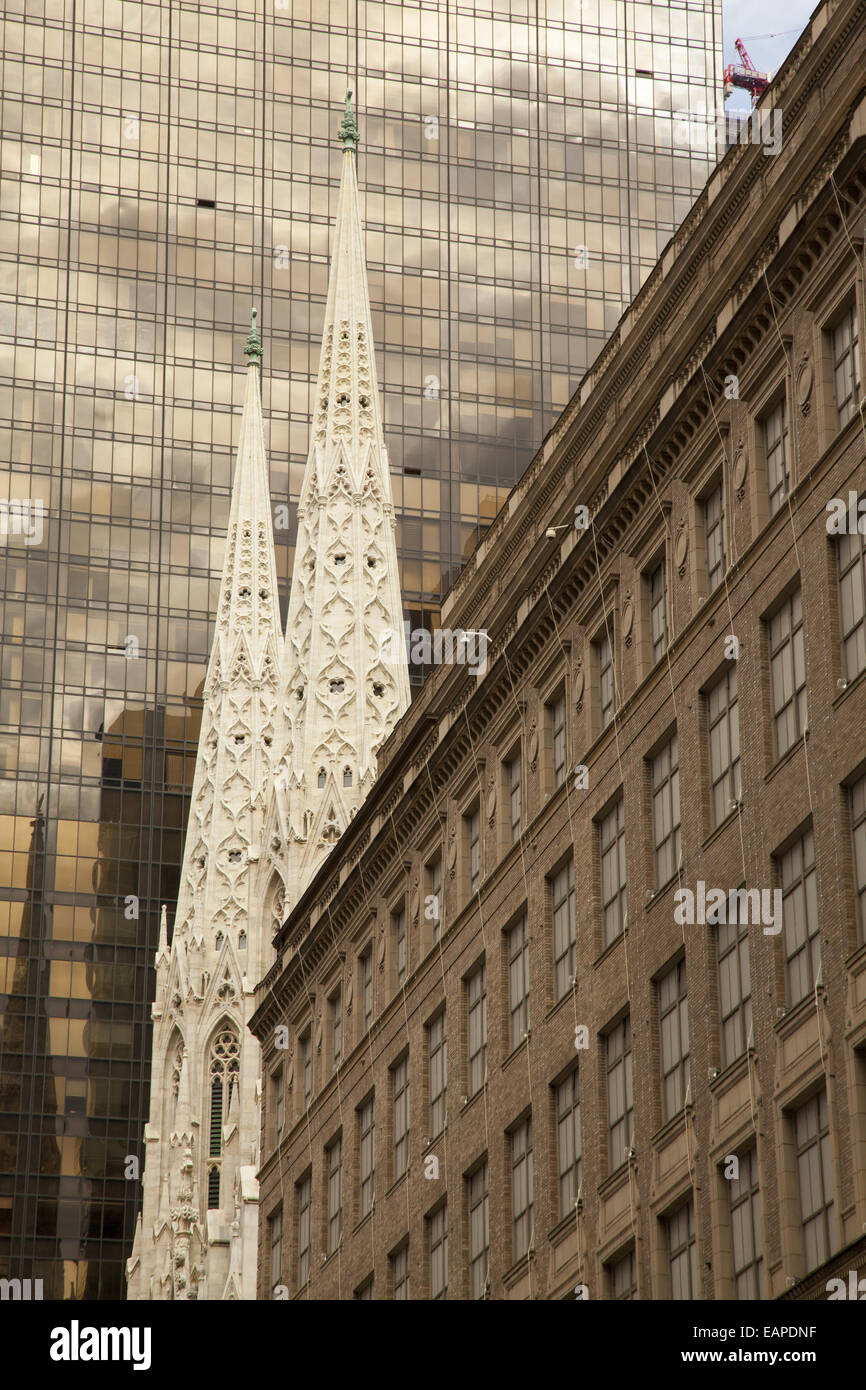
[{"xmin": 722, "ymin": 0, "xmax": 819, "ymax": 106}]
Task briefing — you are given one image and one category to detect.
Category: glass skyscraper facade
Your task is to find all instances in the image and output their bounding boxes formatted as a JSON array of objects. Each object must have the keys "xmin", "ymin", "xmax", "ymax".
[{"xmin": 0, "ymin": 0, "xmax": 720, "ymax": 1297}]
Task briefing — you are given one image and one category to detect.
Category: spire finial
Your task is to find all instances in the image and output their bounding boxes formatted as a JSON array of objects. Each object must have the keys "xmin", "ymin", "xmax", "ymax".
[
  {"xmin": 338, "ymin": 88, "xmax": 359, "ymax": 151},
  {"xmin": 244, "ymin": 307, "xmax": 262, "ymax": 365}
]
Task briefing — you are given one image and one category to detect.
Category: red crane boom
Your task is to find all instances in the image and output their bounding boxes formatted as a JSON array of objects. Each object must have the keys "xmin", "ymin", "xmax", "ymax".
[{"xmin": 723, "ymin": 36, "xmax": 770, "ymax": 107}]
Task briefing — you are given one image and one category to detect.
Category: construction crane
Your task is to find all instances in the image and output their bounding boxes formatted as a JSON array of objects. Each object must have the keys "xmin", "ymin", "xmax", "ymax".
[{"xmin": 723, "ymin": 38, "xmax": 771, "ymax": 107}]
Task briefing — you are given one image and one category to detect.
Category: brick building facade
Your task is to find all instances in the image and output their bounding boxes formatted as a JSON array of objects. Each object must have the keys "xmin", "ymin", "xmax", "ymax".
[{"xmin": 251, "ymin": 0, "xmax": 866, "ymax": 1300}]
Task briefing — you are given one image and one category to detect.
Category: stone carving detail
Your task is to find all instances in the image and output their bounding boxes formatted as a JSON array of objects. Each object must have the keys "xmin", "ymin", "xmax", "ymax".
[
  {"xmin": 674, "ymin": 521, "xmax": 689, "ymax": 577},
  {"xmin": 528, "ymin": 724, "xmax": 539, "ymax": 770},
  {"xmin": 486, "ymin": 773, "xmax": 496, "ymax": 824},
  {"xmin": 797, "ymin": 354, "xmax": 813, "ymax": 415},
  {"xmin": 447, "ymin": 822, "xmax": 458, "ymax": 877},
  {"xmin": 621, "ymin": 594, "xmax": 634, "ymax": 648},
  {"xmin": 573, "ymin": 660, "xmax": 585, "ymax": 711},
  {"xmin": 732, "ymin": 441, "xmax": 748, "ymax": 499}
]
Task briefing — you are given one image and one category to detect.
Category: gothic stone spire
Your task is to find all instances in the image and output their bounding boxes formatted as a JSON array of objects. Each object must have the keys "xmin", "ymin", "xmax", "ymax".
[
  {"xmin": 274, "ymin": 94, "xmax": 410, "ymax": 909},
  {"xmin": 128, "ymin": 319, "xmax": 281, "ymax": 1300}
]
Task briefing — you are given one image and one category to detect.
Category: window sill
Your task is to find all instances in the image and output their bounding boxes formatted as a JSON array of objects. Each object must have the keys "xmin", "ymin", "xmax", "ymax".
[
  {"xmin": 833, "ymin": 663, "xmax": 866, "ymax": 709},
  {"xmin": 385, "ymin": 1170, "xmax": 409, "ymax": 1200},
  {"xmin": 845, "ymin": 938, "xmax": 866, "ymax": 972},
  {"xmin": 502, "ymin": 1249, "xmax": 535, "ymax": 1290},
  {"xmin": 708, "ymin": 1049, "xmax": 755, "ymax": 1095},
  {"xmin": 352, "ymin": 1210, "xmax": 373, "ymax": 1238},
  {"xmin": 702, "ymin": 803, "xmax": 741, "ymax": 851},
  {"xmin": 765, "ymin": 726, "xmax": 809, "ymax": 784},
  {"xmin": 592, "ymin": 926, "xmax": 628, "ymax": 970},
  {"xmin": 650, "ymin": 1105, "xmax": 692, "ymax": 1153},
  {"xmin": 548, "ymin": 1204, "xmax": 581, "ymax": 1247},
  {"xmin": 502, "ymin": 1034, "xmax": 530, "ymax": 1072},
  {"xmin": 546, "ymin": 989, "xmax": 577, "ymax": 1023},
  {"xmin": 645, "ymin": 872, "xmax": 681, "ymax": 912},
  {"xmin": 597, "ymin": 1161, "xmax": 633, "ymax": 1201},
  {"xmin": 773, "ymin": 987, "xmax": 825, "ymax": 1039},
  {"xmin": 460, "ymin": 1084, "xmax": 487, "ymax": 1118}
]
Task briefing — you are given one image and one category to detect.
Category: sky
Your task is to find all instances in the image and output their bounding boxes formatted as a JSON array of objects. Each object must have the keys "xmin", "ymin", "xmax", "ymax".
[{"xmin": 722, "ymin": 0, "xmax": 820, "ymax": 108}]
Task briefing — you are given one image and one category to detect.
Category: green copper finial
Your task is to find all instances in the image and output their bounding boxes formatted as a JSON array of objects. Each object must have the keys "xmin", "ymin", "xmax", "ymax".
[
  {"xmin": 338, "ymin": 88, "xmax": 359, "ymax": 151},
  {"xmin": 244, "ymin": 307, "xmax": 262, "ymax": 365}
]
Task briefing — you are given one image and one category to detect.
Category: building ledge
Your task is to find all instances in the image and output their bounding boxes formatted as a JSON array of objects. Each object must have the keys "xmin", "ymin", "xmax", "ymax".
[
  {"xmin": 708, "ymin": 1048, "xmax": 755, "ymax": 1096},
  {"xmin": 597, "ymin": 1160, "xmax": 633, "ymax": 1202},
  {"xmin": 773, "ymin": 987, "xmax": 825, "ymax": 1041}
]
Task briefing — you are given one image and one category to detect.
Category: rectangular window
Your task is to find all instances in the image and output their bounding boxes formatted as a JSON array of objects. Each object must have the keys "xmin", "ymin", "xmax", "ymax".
[
  {"xmin": 649, "ymin": 559, "xmax": 668, "ymax": 664},
  {"xmin": 511, "ymin": 1117, "xmax": 534, "ymax": 1262},
  {"xmin": 268, "ymin": 1206, "xmax": 282, "ymax": 1296},
  {"xmin": 301, "ymin": 1031, "xmax": 312, "ymax": 1109},
  {"xmin": 665, "ymin": 1200, "xmax": 698, "ymax": 1299},
  {"xmin": 596, "ymin": 623, "xmax": 615, "ymax": 729},
  {"xmin": 507, "ymin": 915, "xmax": 530, "ymax": 1052},
  {"xmin": 794, "ymin": 1090, "xmax": 835, "ymax": 1271},
  {"xmin": 556, "ymin": 1070, "xmax": 582, "ymax": 1217},
  {"xmin": 838, "ymin": 527, "xmax": 866, "ymax": 681},
  {"xmin": 467, "ymin": 962, "xmax": 487, "ymax": 1096},
  {"xmin": 468, "ymin": 1162, "xmax": 489, "ymax": 1299},
  {"xmin": 330, "ymin": 988, "xmax": 342, "ymax": 1069},
  {"xmin": 606, "ymin": 1015, "xmax": 633, "ymax": 1171},
  {"xmin": 763, "ymin": 397, "xmax": 790, "ymax": 516},
  {"xmin": 392, "ymin": 904, "xmax": 407, "ymax": 986},
  {"xmin": 428, "ymin": 1204, "xmax": 448, "ymax": 1300},
  {"xmin": 832, "ymin": 301, "xmax": 861, "ymax": 428},
  {"xmin": 273, "ymin": 1066, "xmax": 284, "ymax": 1140},
  {"xmin": 393, "ymin": 1055, "xmax": 410, "ymax": 1180},
  {"xmin": 599, "ymin": 797, "xmax": 627, "ymax": 948},
  {"xmin": 609, "ymin": 1247, "xmax": 637, "ymax": 1300},
  {"xmin": 659, "ymin": 959, "xmax": 690, "ymax": 1122},
  {"xmin": 851, "ymin": 774, "xmax": 866, "ymax": 942},
  {"xmin": 426, "ymin": 854, "xmax": 442, "ymax": 943},
  {"xmin": 703, "ymin": 481, "xmax": 726, "ymax": 593},
  {"xmin": 769, "ymin": 590, "xmax": 807, "ymax": 758},
  {"xmin": 326, "ymin": 1136, "xmax": 342, "ymax": 1255},
  {"xmin": 549, "ymin": 690, "xmax": 567, "ymax": 788},
  {"xmin": 359, "ymin": 1096, "xmax": 375, "ymax": 1220},
  {"xmin": 361, "ymin": 947, "xmax": 373, "ymax": 1033},
  {"xmin": 717, "ymin": 905, "xmax": 752, "ymax": 1066},
  {"xmin": 507, "ymin": 747, "xmax": 522, "ymax": 844},
  {"xmin": 355, "ymin": 1276, "xmax": 373, "ymax": 1300},
  {"xmin": 707, "ymin": 665, "xmax": 741, "ymax": 827},
  {"xmin": 780, "ymin": 829, "xmax": 819, "ymax": 1007},
  {"xmin": 729, "ymin": 1147, "xmax": 762, "ymax": 1298},
  {"xmin": 391, "ymin": 1243, "xmax": 409, "ymax": 1300},
  {"xmin": 651, "ymin": 733, "xmax": 680, "ymax": 887},
  {"xmin": 551, "ymin": 857, "xmax": 576, "ymax": 1001},
  {"xmin": 296, "ymin": 1173, "xmax": 311, "ymax": 1288},
  {"xmin": 427, "ymin": 1011, "xmax": 447, "ymax": 1138},
  {"xmin": 466, "ymin": 803, "xmax": 481, "ymax": 894}
]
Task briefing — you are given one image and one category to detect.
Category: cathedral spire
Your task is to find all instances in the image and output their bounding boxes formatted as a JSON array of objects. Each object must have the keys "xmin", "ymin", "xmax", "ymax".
[
  {"xmin": 271, "ymin": 93, "xmax": 410, "ymax": 909},
  {"xmin": 170, "ymin": 308, "xmax": 283, "ymax": 959},
  {"xmin": 128, "ymin": 320, "xmax": 282, "ymax": 1301}
]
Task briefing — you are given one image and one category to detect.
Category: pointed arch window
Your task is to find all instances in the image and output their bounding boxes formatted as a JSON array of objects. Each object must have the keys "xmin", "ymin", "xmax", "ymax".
[
  {"xmin": 215, "ymin": 931, "xmax": 224, "ymax": 951},
  {"xmin": 169, "ymin": 1038, "xmax": 184, "ymax": 1129},
  {"xmin": 238, "ymin": 930, "xmax": 247, "ymax": 950},
  {"xmin": 343, "ymin": 768, "xmax": 352, "ymax": 787},
  {"xmin": 318, "ymin": 768, "xmax": 326, "ymax": 788},
  {"xmin": 207, "ymin": 1027, "xmax": 240, "ymax": 1209}
]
